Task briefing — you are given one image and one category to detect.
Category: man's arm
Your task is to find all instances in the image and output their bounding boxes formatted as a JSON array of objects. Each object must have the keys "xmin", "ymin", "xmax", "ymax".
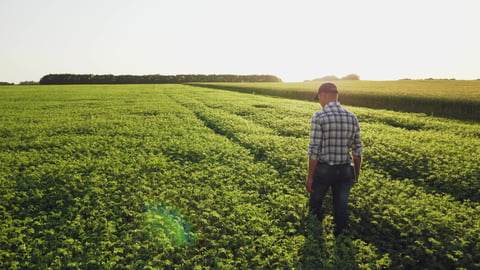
[
  {"xmin": 351, "ymin": 114, "xmax": 362, "ymax": 183},
  {"xmin": 305, "ymin": 157, "xmax": 318, "ymax": 193},
  {"xmin": 352, "ymin": 156, "xmax": 362, "ymax": 183}
]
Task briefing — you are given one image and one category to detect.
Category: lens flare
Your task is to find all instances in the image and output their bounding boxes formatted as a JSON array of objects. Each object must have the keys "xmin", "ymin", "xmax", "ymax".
[{"xmin": 143, "ymin": 200, "xmax": 196, "ymax": 247}]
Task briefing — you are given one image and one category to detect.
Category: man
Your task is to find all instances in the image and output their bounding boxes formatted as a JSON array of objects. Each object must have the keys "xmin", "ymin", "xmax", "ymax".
[{"xmin": 305, "ymin": 82, "xmax": 363, "ymax": 236}]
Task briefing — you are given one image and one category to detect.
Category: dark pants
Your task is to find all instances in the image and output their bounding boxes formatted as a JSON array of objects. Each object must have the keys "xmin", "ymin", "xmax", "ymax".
[{"xmin": 309, "ymin": 163, "xmax": 353, "ymax": 235}]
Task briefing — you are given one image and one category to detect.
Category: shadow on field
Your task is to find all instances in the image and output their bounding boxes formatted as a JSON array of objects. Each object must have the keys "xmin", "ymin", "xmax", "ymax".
[{"xmin": 300, "ymin": 206, "xmax": 356, "ymax": 269}]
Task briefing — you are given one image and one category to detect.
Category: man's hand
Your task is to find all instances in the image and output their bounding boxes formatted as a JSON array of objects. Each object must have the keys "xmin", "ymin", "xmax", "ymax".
[
  {"xmin": 306, "ymin": 157, "xmax": 318, "ymax": 193},
  {"xmin": 305, "ymin": 176, "xmax": 314, "ymax": 193},
  {"xmin": 352, "ymin": 156, "xmax": 362, "ymax": 186}
]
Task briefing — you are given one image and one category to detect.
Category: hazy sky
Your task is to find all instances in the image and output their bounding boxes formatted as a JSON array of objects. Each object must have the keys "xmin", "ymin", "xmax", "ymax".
[{"xmin": 1, "ymin": 0, "xmax": 479, "ymax": 83}]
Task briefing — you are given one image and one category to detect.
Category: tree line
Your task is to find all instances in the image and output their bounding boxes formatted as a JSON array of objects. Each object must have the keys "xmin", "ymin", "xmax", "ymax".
[
  {"xmin": 306, "ymin": 74, "xmax": 360, "ymax": 82},
  {"xmin": 39, "ymin": 74, "xmax": 282, "ymax": 85},
  {"xmin": 1, "ymin": 81, "xmax": 40, "ymax": 85}
]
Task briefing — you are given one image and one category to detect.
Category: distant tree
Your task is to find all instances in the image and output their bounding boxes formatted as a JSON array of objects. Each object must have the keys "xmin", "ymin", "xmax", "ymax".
[
  {"xmin": 341, "ymin": 74, "xmax": 360, "ymax": 80},
  {"xmin": 313, "ymin": 75, "xmax": 339, "ymax": 81},
  {"xmin": 0, "ymin": 82, "xmax": 14, "ymax": 85},
  {"xmin": 19, "ymin": 81, "xmax": 39, "ymax": 85}
]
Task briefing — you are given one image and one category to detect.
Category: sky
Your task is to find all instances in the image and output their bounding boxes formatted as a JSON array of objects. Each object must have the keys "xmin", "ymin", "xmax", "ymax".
[{"xmin": 1, "ymin": 0, "xmax": 479, "ymax": 83}]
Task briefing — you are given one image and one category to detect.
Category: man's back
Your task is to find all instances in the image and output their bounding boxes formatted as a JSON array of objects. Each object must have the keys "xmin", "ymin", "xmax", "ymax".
[{"xmin": 308, "ymin": 101, "xmax": 362, "ymax": 165}]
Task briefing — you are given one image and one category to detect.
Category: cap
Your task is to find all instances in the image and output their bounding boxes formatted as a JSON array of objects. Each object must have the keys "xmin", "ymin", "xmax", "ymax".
[
  {"xmin": 314, "ymin": 82, "xmax": 338, "ymax": 100},
  {"xmin": 317, "ymin": 82, "xmax": 338, "ymax": 94}
]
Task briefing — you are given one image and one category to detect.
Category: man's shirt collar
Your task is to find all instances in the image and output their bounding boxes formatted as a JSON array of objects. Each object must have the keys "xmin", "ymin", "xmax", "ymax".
[{"xmin": 324, "ymin": 101, "xmax": 341, "ymax": 109}]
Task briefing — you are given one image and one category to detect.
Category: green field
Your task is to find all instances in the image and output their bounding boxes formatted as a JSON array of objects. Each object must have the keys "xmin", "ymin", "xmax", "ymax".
[
  {"xmin": 1, "ymin": 84, "xmax": 479, "ymax": 269},
  {"xmin": 190, "ymin": 80, "xmax": 480, "ymax": 121}
]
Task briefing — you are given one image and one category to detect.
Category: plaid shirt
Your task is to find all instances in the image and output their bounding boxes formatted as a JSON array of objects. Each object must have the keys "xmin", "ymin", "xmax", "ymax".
[{"xmin": 308, "ymin": 101, "xmax": 363, "ymax": 165}]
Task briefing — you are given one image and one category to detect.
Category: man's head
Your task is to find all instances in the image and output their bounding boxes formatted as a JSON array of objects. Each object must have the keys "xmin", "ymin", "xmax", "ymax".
[{"xmin": 315, "ymin": 82, "xmax": 339, "ymax": 107}]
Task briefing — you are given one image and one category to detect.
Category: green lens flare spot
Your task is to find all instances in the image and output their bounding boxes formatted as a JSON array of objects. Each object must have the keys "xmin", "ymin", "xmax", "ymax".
[{"xmin": 143, "ymin": 200, "xmax": 196, "ymax": 248}]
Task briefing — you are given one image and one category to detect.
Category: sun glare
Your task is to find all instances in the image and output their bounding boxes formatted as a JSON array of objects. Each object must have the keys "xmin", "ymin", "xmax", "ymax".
[{"xmin": 143, "ymin": 200, "xmax": 196, "ymax": 248}]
